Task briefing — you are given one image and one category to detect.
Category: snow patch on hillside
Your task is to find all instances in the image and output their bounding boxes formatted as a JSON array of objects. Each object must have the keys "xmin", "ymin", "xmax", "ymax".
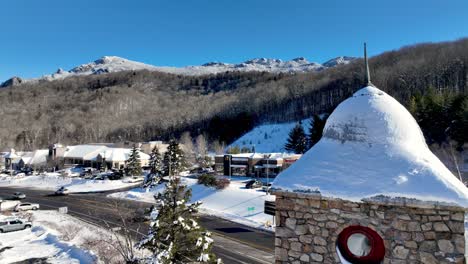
[{"xmin": 228, "ymin": 119, "xmax": 310, "ymax": 153}]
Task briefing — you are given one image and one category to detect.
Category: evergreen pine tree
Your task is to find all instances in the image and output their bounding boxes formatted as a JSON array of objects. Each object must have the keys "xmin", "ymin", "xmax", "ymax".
[
  {"xmin": 138, "ymin": 177, "xmax": 220, "ymax": 263},
  {"xmin": 284, "ymin": 122, "xmax": 307, "ymax": 154},
  {"xmin": 126, "ymin": 145, "xmax": 142, "ymax": 176},
  {"xmin": 163, "ymin": 140, "xmax": 186, "ymax": 176},
  {"xmin": 100, "ymin": 158, "xmax": 107, "ymax": 172},
  {"xmin": 149, "ymin": 146, "xmax": 163, "ymax": 175},
  {"xmin": 145, "ymin": 146, "xmax": 163, "ymax": 188},
  {"xmin": 308, "ymin": 114, "xmax": 327, "ymax": 149}
]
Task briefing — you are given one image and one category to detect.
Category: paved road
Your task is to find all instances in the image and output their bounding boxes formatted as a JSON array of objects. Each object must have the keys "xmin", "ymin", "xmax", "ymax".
[{"xmin": 0, "ymin": 187, "xmax": 274, "ymax": 264}]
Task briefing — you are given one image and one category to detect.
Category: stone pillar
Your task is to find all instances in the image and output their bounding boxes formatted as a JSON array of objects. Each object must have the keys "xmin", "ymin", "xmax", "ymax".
[{"xmin": 273, "ymin": 191, "xmax": 466, "ymax": 264}]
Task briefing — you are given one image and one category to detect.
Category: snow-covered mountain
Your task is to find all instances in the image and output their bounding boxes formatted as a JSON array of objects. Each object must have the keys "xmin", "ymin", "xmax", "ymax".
[
  {"xmin": 322, "ymin": 56, "xmax": 356, "ymax": 67},
  {"xmin": 1, "ymin": 55, "xmax": 357, "ymax": 87}
]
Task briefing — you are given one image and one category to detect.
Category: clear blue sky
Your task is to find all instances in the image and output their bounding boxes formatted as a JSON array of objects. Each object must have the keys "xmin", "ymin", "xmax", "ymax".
[{"xmin": 1, "ymin": 0, "xmax": 468, "ymax": 82}]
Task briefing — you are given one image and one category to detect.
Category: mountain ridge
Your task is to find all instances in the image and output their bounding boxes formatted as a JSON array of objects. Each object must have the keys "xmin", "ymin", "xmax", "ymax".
[{"xmin": 1, "ymin": 55, "xmax": 357, "ymax": 87}]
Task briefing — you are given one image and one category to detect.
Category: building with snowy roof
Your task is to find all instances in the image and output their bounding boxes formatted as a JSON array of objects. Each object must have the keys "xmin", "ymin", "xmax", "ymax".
[
  {"xmin": 60, "ymin": 144, "xmax": 149, "ymax": 170},
  {"xmin": 214, "ymin": 153, "xmax": 301, "ymax": 177},
  {"xmin": 95, "ymin": 148, "xmax": 150, "ymax": 170},
  {"xmin": 272, "ymin": 45, "xmax": 468, "ymax": 263}
]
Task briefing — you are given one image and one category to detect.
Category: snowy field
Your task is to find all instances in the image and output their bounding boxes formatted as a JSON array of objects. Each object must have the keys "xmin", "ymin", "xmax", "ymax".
[
  {"xmin": 0, "ymin": 210, "xmax": 138, "ymax": 263},
  {"xmin": 109, "ymin": 177, "xmax": 276, "ymax": 231},
  {"xmin": 0, "ymin": 174, "xmax": 141, "ymax": 193},
  {"xmin": 228, "ymin": 119, "xmax": 309, "ymax": 153}
]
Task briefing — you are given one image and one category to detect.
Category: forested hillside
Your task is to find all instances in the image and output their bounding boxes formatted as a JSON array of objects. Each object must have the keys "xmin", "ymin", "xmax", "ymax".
[{"xmin": 1, "ymin": 38, "xmax": 467, "ymax": 150}]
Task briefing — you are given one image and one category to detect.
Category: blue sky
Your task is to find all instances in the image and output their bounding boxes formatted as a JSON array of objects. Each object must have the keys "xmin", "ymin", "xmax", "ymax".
[{"xmin": 1, "ymin": 0, "xmax": 467, "ymax": 82}]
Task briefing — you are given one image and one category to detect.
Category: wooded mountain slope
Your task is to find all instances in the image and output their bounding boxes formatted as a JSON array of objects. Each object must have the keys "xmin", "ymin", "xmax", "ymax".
[{"xmin": 1, "ymin": 38, "xmax": 467, "ymax": 150}]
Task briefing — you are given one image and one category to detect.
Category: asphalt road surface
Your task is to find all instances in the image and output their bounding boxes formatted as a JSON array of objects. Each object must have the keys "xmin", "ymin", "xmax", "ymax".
[{"xmin": 0, "ymin": 186, "xmax": 274, "ymax": 264}]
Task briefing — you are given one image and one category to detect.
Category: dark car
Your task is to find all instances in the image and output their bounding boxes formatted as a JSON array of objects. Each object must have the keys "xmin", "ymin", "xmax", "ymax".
[
  {"xmin": 108, "ymin": 171, "xmax": 123, "ymax": 180},
  {"xmin": 245, "ymin": 180, "xmax": 262, "ymax": 189},
  {"xmin": 20, "ymin": 167, "xmax": 34, "ymax": 175}
]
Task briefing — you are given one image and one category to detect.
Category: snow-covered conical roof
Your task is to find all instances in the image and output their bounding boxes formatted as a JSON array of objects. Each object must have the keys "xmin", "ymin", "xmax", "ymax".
[{"xmin": 273, "ymin": 86, "xmax": 468, "ymax": 207}]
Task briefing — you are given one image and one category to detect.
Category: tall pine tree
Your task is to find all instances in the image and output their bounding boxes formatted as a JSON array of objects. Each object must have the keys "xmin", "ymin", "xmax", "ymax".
[
  {"xmin": 100, "ymin": 158, "xmax": 107, "ymax": 172},
  {"xmin": 149, "ymin": 146, "xmax": 163, "ymax": 175},
  {"xmin": 144, "ymin": 146, "xmax": 163, "ymax": 188},
  {"xmin": 126, "ymin": 145, "xmax": 142, "ymax": 176},
  {"xmin": 137, "ymin": 177, "xmax": 220, "ymax": 263},
  {"xmin": 308, "ymin": 114, "xmax": 327, "ymax": 149},
  {"xmin": 163, "ymin": 140, "xmax": 186, "ymax": 176},
  {"xmin": 284, "ymin": 122, "xmax": 307, "ymax": 154}
]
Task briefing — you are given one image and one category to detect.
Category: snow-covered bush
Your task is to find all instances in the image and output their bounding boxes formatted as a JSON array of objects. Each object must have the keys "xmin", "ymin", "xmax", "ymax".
[
  {"xmin": 214, "ymin": 178, "xmax": 230, "ymax": 190},
  {"xmin": 198, "ymin": 174, "xmax": 230, "ymax": 190},
  {"xmin": 197, "ymin": 174, "xmax": 216, "ymax": 186}
]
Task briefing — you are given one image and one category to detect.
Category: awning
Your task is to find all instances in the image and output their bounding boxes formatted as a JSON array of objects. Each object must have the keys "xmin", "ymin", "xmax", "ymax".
[
  {"xmin": 254, "ymin": 164, "xmax": 282, "ymax": 169},
  {"xmin": 230, "ymin": 164, "xmax": 247, "ymax": 168}
]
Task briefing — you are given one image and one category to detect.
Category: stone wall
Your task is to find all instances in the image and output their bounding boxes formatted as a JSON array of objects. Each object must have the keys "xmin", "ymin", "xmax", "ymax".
[{"xmin": 273, "ymin": 191, "xmax": 466, "ymax": 264}]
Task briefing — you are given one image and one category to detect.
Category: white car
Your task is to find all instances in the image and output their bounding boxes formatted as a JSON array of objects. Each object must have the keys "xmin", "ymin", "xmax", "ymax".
[
  {"xmin": 123, "ymin": 176, "xmax": 144, "ymax": 183},
  {"xmin": 14, "ymin": 202, "xmax": 40, "ymax": 211}
]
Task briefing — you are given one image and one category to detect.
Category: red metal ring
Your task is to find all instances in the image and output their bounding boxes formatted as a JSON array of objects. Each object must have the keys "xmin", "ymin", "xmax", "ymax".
[{"xmin": 337, "ymin": 225, "xmax": 385, "ymax": 264}]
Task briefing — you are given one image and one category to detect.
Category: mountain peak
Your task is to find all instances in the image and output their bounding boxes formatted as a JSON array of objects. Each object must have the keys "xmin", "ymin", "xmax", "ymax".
[{"xmin": 322, "ymin": 56, "xmax": 357, "ymax": 67}]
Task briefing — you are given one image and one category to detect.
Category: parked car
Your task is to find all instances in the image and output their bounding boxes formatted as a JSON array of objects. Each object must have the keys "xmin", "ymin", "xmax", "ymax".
[
  {"xmin": 261, "ymin": 183, "xmax": 272, "ymax": 192},
  {"xmin": 92, "ymin": 174, "xmax": 106, "ymax": 180},
  {"xmin": 245, "ymin": 180, "xmax": 262, "ymax": 189},
  {"xmin": 14, "ymin": 202, "xmax": 40, "ymax": 211},
  {"xmin": 55, "ymin": 186, "xmax": 69, "ymax": 195},
  {"xmin": 190, "ymin": 167, "xmax": 215, "ymax": 175},
  {"xmin": 12, "ymin": 192, "xmax": 26, "ymax": 200},
  {"xmin": 20, "ymin": 167, "xmax": 34, "ymax": 176},
  {"xmin": 108, "ymin": 171, "xmax": 123, "ymax": 180},
  {"xmin": 0, "ymin": 218, "xmax": 32, "ymax": 233},
  {"xmin": 123, "ymin": 176, "xmax": 144, "ymax": 183}
]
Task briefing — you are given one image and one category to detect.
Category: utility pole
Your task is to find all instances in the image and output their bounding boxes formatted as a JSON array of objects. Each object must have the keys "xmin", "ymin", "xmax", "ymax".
[
  {"xmin": 229, "ymin": 155, "xmax": 231, "ymax": 181},
  {"xmin": 169, "ymin": 151, "xmax": 172, "ymax": 179}
]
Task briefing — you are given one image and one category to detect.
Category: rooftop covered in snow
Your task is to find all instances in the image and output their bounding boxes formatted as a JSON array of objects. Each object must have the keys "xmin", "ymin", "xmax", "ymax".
[{"xmin": 272, "ymin": 86, "xmax": 468, "ymax": 207}]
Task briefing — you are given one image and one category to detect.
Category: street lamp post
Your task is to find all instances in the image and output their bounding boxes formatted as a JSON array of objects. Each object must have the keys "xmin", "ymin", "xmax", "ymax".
[{"xmin": 264, "ymin": 154, "xmax": 271, "ymax": 195}]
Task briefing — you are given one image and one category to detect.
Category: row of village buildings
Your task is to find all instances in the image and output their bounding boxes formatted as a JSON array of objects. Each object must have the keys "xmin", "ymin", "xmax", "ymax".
[{"xmin": 0, "ymin": 141, "xmax": 302, "ymax": 178}]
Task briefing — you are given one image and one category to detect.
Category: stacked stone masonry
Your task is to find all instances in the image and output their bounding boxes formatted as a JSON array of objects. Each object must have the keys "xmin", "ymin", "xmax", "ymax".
[{"xmin": 273, "ymin": 191, "xmax": 466, "ymax": 264}]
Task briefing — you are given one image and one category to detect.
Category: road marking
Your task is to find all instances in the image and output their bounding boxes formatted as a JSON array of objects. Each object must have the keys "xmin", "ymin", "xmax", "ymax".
[{"xmin": 214, "ymin": 251, "xmax": 250, "ymax": 264}]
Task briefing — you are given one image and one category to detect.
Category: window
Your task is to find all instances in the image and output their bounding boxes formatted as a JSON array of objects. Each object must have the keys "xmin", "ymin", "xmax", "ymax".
[{"xmin": 337, "ymin": 225, "xmax": 385, "ymax": 264}]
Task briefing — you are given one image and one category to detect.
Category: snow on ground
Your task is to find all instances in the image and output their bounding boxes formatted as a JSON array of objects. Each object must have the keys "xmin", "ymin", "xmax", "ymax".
[
  {"xmin": 228, "ymin": 119, "xmax": 309, "ymax": 153},
  {"xmin": 0, "ymin": 174, "xmax": 140, "ymax": 193},
  {"xmin": 273, "ymin": 86, "xmax": 468, "ymax": 207},
  {"xmin": 0, "ymin": 211, "xmax": 98, "ymax": 263},
  {"xmin": 109, "ymin": 177, "xmax": 275, "ymax": 231}
]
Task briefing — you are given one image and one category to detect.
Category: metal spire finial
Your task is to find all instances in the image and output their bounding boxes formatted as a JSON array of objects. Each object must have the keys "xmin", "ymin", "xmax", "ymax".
[{"xmin": 364, "ymin": 42, "xmax": 372, "ymax": 86}]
